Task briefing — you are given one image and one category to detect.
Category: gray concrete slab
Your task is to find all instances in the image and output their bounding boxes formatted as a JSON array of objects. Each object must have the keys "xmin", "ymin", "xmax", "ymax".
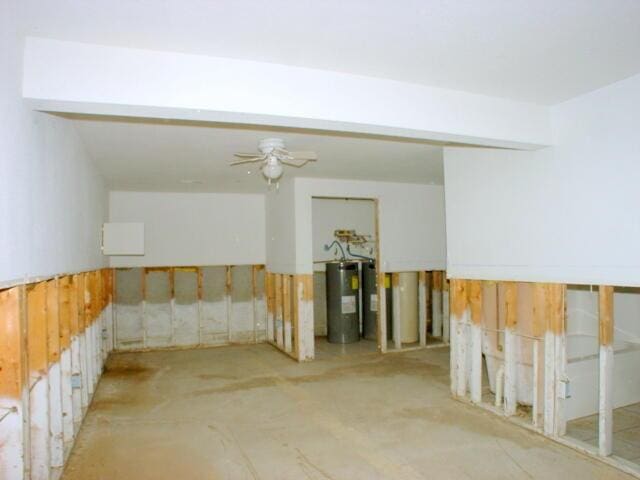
[{"xmin": 62, "ymin": 343, "xmax": 633, "ymax": 480}]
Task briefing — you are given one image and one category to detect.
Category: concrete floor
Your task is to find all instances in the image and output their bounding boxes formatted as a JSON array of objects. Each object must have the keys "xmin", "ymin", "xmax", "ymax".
[
  {"xmin": 567, "ymin": 403, "xmax": 640, "ymax": 463},
  {"xmin": 62, "ymin": 341, "xmax": 633, "ymax": 479}
]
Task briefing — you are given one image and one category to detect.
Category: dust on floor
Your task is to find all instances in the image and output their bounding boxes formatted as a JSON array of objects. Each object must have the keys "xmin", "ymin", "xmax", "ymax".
[{"xmin": 62, "ymin": 341, "xmax": 633, "ymax": 479}]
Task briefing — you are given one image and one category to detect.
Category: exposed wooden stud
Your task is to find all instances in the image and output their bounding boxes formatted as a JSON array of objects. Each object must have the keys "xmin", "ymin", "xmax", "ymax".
[
  {"xmin": 293, "ymin": 274, "xmax": 314, "ymax": 361},
  {"xmin": 555, "ymin": 284, "xmax": 568, "ymax": 437},
  {"xmin": 503, "ymin": 281, "xmax": 518, "ymax": 416},
  {"xmin": 392, "ymin": 273, "xmax": 402, "ymax": 351},
  {"xmin": 598, "ymin": 285, "xmax": 614, "ymax": 456},
  {"xmin": 283, "ymin": 275, "xmax": 292, "ymax": 353},
  {"xmin": 252, "ymin": 266, "xmax": 258, "ymax": 344},
  {"xmin": 418, "ymin": 271, "xmax": 427, "ymax": 347},
  {"xmin": 468, "ymin": 280, "xmax": 483, "ymax": 404},
  {"xmin": 225, "ymin": 266, "xmax": 232, "ymax": 343},
  {"xmin": 291, "ymin": 276, "xmax": 299, "ymax": 358},
  {"xmin": 105, "ymin": 268, "xmax": 115, "ymax": 353},
  {"xmin": 274, "ymin": 274, "xmax": 284, "ymax": 349},
  {"xmin": 69, "ymin": 275, "xmax": 83, "ymax": 430},
  {"xmin": 197, "ymin": 267, "xmax": 203, "ymax": 346},
  {"xmin": 450, "ymin": 279, "xmax": 468, "ymax": 397},
  {"xmin": 532, "ymin": 283, "xmax": 545, "ymax": 428},
  {"xmin": 265, "ymin": 273, "xmax": 275, "ymax": 343},
  {"xmin": 442, "ymin": 276, "xmax": 450, "ymax": 342},
  {"xmin": 542, "ymin": 283, "xmax": 565, "ymax": 436},
  {"xmin": 0, "ymin": 287, "xmax": 27, "ymax": 480},
  {"xmin": 46, "ymin": 279, "xmax": 64, "ymax": 468},
  {"xmin": 169, "ymin": 268, "xmax": 176, "ymax": 345},
  {"xmin": 89, "ymin": 272, "xmax": 97, "ymax": 386},
  {"xmin": 431, "ymin": 270, "xmax": 443, "ymax": 337},
  {"xmin": 58, "ymin": 277, "xmax": 74, "ymax": 448},
  {"xmin": 376, "ymin": 271, "xmax": 388, "ymax": 353},
  {"xmin": 141, "ymin": 268, "xmax": 148, "ymax": 349},
  {"xmin": 83, "ymin": 273, "xmax": 95, "ymax": 398},
  {"xmin": 27, "ymin": 282, "xmax": 51, "ymax": 480}
]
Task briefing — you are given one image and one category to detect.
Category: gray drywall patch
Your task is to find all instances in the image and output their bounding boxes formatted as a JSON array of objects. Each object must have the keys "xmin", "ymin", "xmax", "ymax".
[
  {"xmin": 231, "ymin": 265, "xmax": 254, "ymax": 342},
  {"xmin": 144, "ymin": 270, "xmax": 172, "ymax": 347},
  {"xmin": 173, "ymin": 269, "xmax": 199, "ymax": 346},
  {"xmin": 201, "ymin": 266, "xmax": 228, "ymax": 343},
  {"xmin": 115, "ymin": 268, "xmax": 144, "ymax": 349}
]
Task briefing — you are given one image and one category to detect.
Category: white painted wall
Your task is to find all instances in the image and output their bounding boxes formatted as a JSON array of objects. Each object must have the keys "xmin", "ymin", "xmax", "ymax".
[
  {"xmin": 266, "ymin": 178, "xmax": 446, "ymax": 274},
  {"xmin": 444, "ymin": 72, "xmax": 640, "ymax": 286},
  {"xmin": 312, "ymin": 198, "xmax": 376, "ymax": 271},
  {"xmin": 109, "ymin": 191, "xmax": 265, "ymax": 267},
  {"xmin": 0, "ymin": 4, "xmax": 107, "ymax": 287},
  {"xmin": 265, "ymin": 178, "xmax": 298, "ymax": 274},
  {"xmin": 22, "ymin": 38, "xmax": 551, "ymax": 149}
]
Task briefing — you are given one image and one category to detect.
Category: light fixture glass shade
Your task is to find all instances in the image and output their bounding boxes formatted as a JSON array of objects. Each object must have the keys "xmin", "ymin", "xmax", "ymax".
[{"xmin": 262, "ymin": 159, "xmax": 284, "ymax": 180}]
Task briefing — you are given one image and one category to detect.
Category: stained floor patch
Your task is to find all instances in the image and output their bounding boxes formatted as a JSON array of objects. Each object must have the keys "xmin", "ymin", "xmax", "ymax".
[{"xmin": 62, "ymin": 343, "xmax": 634, "ymax": 480}]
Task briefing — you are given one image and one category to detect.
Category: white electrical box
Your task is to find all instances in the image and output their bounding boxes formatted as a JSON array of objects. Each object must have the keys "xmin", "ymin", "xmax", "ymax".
[{"xmin": 102, "ymin": 222, "xmax": 145, "ymax": 255}]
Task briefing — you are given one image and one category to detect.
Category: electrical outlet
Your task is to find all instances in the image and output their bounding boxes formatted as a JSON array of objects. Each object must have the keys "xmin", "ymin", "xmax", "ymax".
[
  {"xmin": 71, "ymin": 373, "xmax": 82, "ymax": 389},
  {"xmin": 558, "ymin": 378, "xmax": 571, "ymax": 399}
]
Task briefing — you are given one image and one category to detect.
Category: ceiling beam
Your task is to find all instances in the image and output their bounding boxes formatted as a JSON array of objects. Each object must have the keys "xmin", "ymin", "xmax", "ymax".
[{"xmin": 23, "ymin": 37, "xmax": 551, "ymax": 150}]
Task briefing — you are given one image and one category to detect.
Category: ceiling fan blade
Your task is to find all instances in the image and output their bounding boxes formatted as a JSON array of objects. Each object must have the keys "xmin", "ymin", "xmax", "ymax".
[
  {"xmin": 288, "ymin": 151, "xmax": 318, "ymax": 161},
  {"xmin": 280, "ymin": 159, "xmax": 312, "ymax": 168},
  {"xmin": 230, "ymin": 158, "xmax": 263, "ymax": 166},
  {"xmin": 234, "ymin": 152, "xmax": 263, "ymax": 158}
]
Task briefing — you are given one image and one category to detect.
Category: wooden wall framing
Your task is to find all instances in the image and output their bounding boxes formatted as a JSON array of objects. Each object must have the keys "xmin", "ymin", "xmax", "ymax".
[
  {"xmin": 377, "ymin": 270, "xmax": 448, "ymax": 354},
  {"xmin": 265, "ymin": 272, "xmax": 314, "ymax": 362},
  {"xmin": 449, "ymin": 277, "xmax": 627, "ymax": 474},
  {"xmin": 113, "ymin": 265, "xmax": 266, "ymax": 352},
  {"xmin": 0, "ymin": 268, "xmax": 114, "ymax": 480}
]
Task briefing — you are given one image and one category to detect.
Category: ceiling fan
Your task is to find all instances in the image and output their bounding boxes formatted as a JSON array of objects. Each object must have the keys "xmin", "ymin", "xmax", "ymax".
[{"xmin": 231, "ymin": 138, "xmax": 318, "ymax": 188}]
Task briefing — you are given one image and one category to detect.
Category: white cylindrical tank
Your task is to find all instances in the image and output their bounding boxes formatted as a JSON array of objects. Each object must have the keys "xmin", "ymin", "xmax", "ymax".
[{"xmin": 398, "ymin": 272, "xmax": 419, "ymax": 343}]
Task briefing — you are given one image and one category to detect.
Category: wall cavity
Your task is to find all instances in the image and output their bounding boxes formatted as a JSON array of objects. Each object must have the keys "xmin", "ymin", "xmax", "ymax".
[{"xmin": 114, "ymin": 265, "xmax": 266, "ymax": 351}]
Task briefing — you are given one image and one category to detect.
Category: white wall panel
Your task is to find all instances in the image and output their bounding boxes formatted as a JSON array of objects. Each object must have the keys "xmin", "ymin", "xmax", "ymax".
[
  {"xmin": 109, "ymin": 191, "xmax": 265, "ymax": 267},
  {"xmin": 0, "ymin": 5, "xmax": 108, "ymax": 287},
  {"xmin": 444, "ymin": 73, "xmax": 640, "ymax": 286}
]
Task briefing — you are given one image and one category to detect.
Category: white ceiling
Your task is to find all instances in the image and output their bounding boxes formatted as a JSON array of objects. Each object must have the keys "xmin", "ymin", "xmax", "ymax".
[
  {"xmin": 69, "ymin": 117, "xmax": 444, "ymax": 193},
  {"xmin": 22, "ymin": 0, "xmax": 640, "ymax": 105}
]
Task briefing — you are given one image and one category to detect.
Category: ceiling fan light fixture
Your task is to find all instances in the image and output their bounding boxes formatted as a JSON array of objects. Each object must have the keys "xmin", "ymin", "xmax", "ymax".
[{"xmin": 262, "ymin": 157, "xmax": 284, "ymax": 180}]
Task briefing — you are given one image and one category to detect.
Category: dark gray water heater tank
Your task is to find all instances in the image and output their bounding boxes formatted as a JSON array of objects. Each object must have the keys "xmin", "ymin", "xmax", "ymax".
[{"xmin": 326, "ymin": 261, "xmax": 360, "ymax": 344}]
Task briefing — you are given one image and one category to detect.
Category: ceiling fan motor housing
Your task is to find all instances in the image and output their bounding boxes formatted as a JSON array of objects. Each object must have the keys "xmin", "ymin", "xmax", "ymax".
[{"xmin": 258, "ymin": 138, "xmax": 286, "ymax": 154}]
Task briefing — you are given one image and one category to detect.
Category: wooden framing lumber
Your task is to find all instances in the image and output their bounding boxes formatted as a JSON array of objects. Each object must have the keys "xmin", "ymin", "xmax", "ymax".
[
  {"xmin": 251, "ymin": 266, "xmax": 258, "ymax": 343},
  {"xmin": 274, "ymin": 274, "xmax": 284, "ymax": 349},
  {"xmin": 391, "ymin": 273, "xmax": 402, "ymax": 350},
  {"xmin": 442, "ymin": 276, "xmax": 450, "ymax": 342},
  {"xmin": 225, "ymin": 266, "xmax": 232, "ymax": 344},
  {"xmin": 293, "ymin": 274, "xmax": 314, "ymax": 361},
  {"xmin": 503, "ymin": 282, "xmax": 518, "ymax": 416},
  {"xmin": 76, "ymin": 274, "xmax": 89, "ymax": 411},
  {"xmin": 450, "ymin": 279, "xmax": 468, "ymax": 397},
  {"xmin": 82, "ymin": 273, "xmax": 95, "ymax": 399},
  {"xmin": 265, "ymin": 273, "xmax": 275, "ymax": 343},
  {"xmin": 46, "ymin": 279, "xmax": 64, "ymax": 468},
  {"xmin": 0, "ymin": 286, "xmax": 28, "ymax": 480},
  {"xmin": 598, "ymin": 285, "xmax": 614, "ymax": 456},
  {"xmin": 27, "ymin": 282, "xmax": 50, "ymax": 480},
  {"xmin": 542, "ymin": 283, "xmax": 565, "ymax": 436},
  {"xmin": 376, "ymin": 271, "xmax": 388, "ymax": 353},
  {"xmin": 283, "ymin": 275, "xmax": 292, "ymax": 353},
  {"xmin": 58, "ymin": 277, "xmax": 74, "ymax": 448},
  {"xmin": 532, "ymin": 283, "xmax": 545, "ymax": 428},
  {"xmin": 468, "ymin": 280, "xmax": 483, "ymax": 404},
  {"xmin": 431, "ymin": 270, "xmax": 443, "ymax": 337},
  {"xmin": 418, "ymin": 271, "xmax": 427, "ymax": 347}
]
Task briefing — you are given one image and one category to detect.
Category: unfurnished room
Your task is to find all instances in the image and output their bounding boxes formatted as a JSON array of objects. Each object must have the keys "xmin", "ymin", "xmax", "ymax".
[{"xmin": 2, "ymin": 1, "xmax": 640, "ymax": 479}]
